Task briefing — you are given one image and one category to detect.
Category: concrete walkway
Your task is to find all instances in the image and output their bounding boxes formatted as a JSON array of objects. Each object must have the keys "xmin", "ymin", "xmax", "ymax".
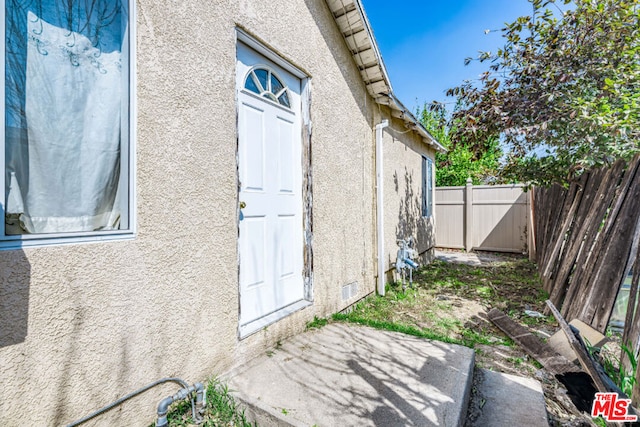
[
  {"xmin": 468, "ymin": 369, "xmax": 548, "ymax": 427},
  {"xmin": 435, "ymin": 249, "xmax": 513, "ymax": 266},
  {"xmin": 225, "ymin": 323, "xmax": 475, "ymax": 427}
]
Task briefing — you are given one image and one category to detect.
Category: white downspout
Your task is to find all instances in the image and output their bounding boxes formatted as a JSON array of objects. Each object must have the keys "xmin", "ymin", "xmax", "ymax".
[{"xmin": 376, "ymin": 120, "xmax": 389, "ymax": 296}]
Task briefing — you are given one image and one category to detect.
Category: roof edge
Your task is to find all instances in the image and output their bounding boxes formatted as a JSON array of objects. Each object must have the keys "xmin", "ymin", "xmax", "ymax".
[
  {"xmin": 326, "ymin": 0, "xmax": 447, "ymax": 153},
  {"xmin": 351, "ymin": 0, "xmax": 393, "ymax": 94},
  {"xmin": 387, "ymin": 93, "xmax": 448, "ymax": 153}
]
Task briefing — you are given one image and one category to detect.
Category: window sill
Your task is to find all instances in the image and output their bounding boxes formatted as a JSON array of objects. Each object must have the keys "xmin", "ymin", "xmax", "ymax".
[{"xmin": 0, "ymin": 231, "xmax": 136, "ymax": 250}]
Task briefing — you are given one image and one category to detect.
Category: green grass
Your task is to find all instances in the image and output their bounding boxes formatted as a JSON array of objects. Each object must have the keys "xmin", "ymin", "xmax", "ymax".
[
  {"xmin": 506, "ymin": 356, "xmax": 525, "ymax": 366},
  {"xmin": 306, "ymin": 316, "xmax": 329, "ymax": 330},
  {"xmin": 593, "ymin": 416, "xmax": 607, "ymax": 427},
  {"xmin": 332, "ymin": 257, "xmax": 546, "ymax": 349},
  {"xmin": 589, "ymin": 341, "xmax": 638, "ymax": 397},
  {"xmin": 461, "ymin": 327, "xmax": 514, "ymax": 347},
  {"xmin": 331, "ymin": 313, "xmax": 469, "ymax": 346},
  {"xmin": 415, "ymin": 259, "xmax": 543, "ymax": 305},
  {"xmin": 155, "ymin": 378, "xmax": 255, "ymax": 427}
]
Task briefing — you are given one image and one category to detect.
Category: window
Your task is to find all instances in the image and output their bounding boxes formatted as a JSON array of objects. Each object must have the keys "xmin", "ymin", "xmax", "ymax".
[
  {"xmin": 2, "ymin": 0, "xmax": 133, "ymax": 245},
  {"xmin": 244, "ymin": 67, "xmax": 291, "ymax": 108},
  {"xmin": 422, "ymin": 156, "xmax": 433, "ymax": 217}
]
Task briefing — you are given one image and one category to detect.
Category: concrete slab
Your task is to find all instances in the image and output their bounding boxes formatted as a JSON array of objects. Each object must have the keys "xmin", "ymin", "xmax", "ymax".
[
  {"xmin": 548, "ymin": 319, "xmax": 608, "ymax": 364},
  {"xmin": 435, "ymin": 250, "xmax": 510, "ymax": 267},
  {"xmin": 225, "ymin": 323, "xmax": 475, "ymax": 427},
  {"xmin": 469, "ymin": 369, "xmax": 548, "ymax": 427}
]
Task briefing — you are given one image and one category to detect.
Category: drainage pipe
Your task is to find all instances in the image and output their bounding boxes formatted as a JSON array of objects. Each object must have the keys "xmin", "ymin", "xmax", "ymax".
[
  {"xmin": 375, "ymin": 119, "xmax": 389, "ymax": 296},
  {"xmin": 66, "ymin": 377, "xmax": 199, "ymax": 427}
]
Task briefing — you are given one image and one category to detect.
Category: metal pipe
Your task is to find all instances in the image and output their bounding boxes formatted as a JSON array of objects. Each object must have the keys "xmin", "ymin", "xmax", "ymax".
[
  {"xmin": 156, "ymin": 386, "xmax": 200, "ymax": 427},
  {"xmin": 155, "ymin": 396, "xmax": 176, "ymax": 427},
  {"xmin": 194, "ymin": 382, "xmax": 206, "ymax": 416},
  {"xmin": 66, "ymin": 377, "xmax": 193, "ymax": 427},
  {"xmin": 157, "ymin": 383, "xmax": 206, "ymax": 427},
  {"xmin": 375, "ymin": 119, "xmax": 389, "ymax": 296}
]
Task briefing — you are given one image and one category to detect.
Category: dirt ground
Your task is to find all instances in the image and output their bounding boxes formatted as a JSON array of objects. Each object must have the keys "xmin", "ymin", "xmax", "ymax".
[
  {"xmin": 337, "ymin": 249, "xmax": 632, "ymax": 426},
  {"xmin": 409, "ymin": 250, "xmax": 600, "ymax": 426}
]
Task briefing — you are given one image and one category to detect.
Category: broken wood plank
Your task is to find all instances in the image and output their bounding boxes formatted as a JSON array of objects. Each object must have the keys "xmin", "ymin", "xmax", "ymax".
[
  {"xmin": 563, "ymin": 157, "xmax": 640, "ymax": 324},
  {"xmin": 547, "ymin": 300, "xmax": 638, "ymax": 426},
  {"xmin": 541, "ymin": 184, "xmax": 569, "ymax": 277},
  {"xmin": 546, "ymin": 300, "xmax": 611, "ymax": 393},
  {"xmin": 487, "ymin": 309, "xmax": 613, "ymax": 419},
  {"xmin": 538, "ymin": 185, "xmax": 559, "ymax": 271},
  {"xmin": 487, "ymin": 308, "xmax": 580, "ymax": 374},
  {"xmin": 539, "ymin": 185, "xmax": 564, "ymax": 280}
]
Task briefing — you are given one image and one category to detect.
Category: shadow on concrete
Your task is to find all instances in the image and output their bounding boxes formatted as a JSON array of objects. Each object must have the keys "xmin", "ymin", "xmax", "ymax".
[{"xmin": 227, "ymin": 323, "xmax": 474, "ymax": 426}]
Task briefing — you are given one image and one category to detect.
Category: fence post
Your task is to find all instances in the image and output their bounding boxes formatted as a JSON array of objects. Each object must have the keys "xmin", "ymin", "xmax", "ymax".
[
  {"xmin": 528, "ymin": 187, "xmax": 536, "ymax": 261},
  {"xmin": 465, "ymin": 178, "xmax": 473, "ymax": 252}
]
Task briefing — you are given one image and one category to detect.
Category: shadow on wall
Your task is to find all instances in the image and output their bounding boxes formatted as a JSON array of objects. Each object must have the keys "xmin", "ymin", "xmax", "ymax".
[
  {"xmin": 393, "ymin": 166, "xmax": 434, "ymax": 264},
  {"xmin": 435, "ymin": 186, "xmax": 529, "ymax": 253},
  {"xmin": 476, "ymin": 202, "xmax": 528, "ymax": 253},
  {"xmin": 0, "ymin": 248, "xmax": 31, "ymax": 348},
  {"xmin": 475, "ymin": 195, "xmax": 528, "ymax": 253}
]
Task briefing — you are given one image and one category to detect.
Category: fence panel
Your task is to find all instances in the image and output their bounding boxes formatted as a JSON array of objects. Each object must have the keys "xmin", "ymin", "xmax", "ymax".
[
  {"xmin": 434, "ymin": 186, "xmax": 465, "ymax": 250},
  {"xmin": 435, "ymin": 181, "xmax": 530, "ymax": 253},
  {"xmin": 534, "ymin": 155, "xmax": 640, "ymax": 334}
]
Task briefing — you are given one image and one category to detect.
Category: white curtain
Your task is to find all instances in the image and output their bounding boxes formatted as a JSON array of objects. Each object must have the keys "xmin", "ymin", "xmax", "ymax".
[{"xmin": 5, "ymin": 11, "xmax": 123, "ymax": 234}]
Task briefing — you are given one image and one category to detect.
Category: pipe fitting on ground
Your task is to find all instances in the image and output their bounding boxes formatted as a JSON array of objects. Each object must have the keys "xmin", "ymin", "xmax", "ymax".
[
  {"xmin": 156, "ymin": 382, "xmax": 206, "ymax": 426},
  {"xmin": 155, "ymin": 396, "xmax": 175, "ymax": 427},
  {"xmin": 194, "ymin": 382, "xmax": 206, "ymax": 418}
]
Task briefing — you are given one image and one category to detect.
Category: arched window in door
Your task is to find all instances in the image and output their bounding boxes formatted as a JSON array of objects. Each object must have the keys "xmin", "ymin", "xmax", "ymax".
[{"xmin": 244, "ymin": 67, "xmax": 291, "ymax": 108}]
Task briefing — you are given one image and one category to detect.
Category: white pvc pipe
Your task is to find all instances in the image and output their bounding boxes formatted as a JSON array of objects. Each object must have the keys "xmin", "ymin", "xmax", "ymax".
[{"xmin": 375, "ymin": 120, "xmax": 389, "ymax": 296}]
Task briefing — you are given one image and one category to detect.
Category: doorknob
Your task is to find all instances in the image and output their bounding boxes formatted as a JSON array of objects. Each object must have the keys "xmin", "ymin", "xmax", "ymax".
[{"xmin": 240, "ymin": 201, "xmax": 246, "ymax": 209}]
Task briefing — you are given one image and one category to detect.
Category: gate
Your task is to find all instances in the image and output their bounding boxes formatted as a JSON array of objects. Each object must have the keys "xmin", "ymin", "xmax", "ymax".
[{"xmin": 435, "ymin": 180, "xmax": 531, "ymax": 253}]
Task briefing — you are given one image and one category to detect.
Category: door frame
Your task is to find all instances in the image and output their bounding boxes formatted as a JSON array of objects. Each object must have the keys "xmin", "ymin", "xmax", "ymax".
[{"xmin": 235, "ymin": 30, "xmax": 313, "ymax": 338}]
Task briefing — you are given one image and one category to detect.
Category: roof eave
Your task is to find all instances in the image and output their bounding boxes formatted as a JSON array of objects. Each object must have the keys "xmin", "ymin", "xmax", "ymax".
[
  {"xmin": 325, "ymin": 0, "xmax": 447, "ymax": 153},
  {"xmin": 387, "ymin": 94, "xmax": 448, "ymax": 153}
]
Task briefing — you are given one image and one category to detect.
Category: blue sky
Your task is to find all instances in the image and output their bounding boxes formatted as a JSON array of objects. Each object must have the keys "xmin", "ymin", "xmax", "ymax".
[{"xmin": 360, "ymin": 0, "xmax": 537, "ymax": 112}]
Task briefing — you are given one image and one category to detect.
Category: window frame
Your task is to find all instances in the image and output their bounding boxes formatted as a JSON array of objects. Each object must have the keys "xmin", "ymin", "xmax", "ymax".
[
  {"xmin": 422, "ymin": 156, "xmax": 433, "ymax": 218},
  {"xmin": 0, "ymin": 0, "xmax": 137, "ymax": 249},
  {"xmin": 243, "ymin": 66, "xmax": 292, "ymax": 109}
]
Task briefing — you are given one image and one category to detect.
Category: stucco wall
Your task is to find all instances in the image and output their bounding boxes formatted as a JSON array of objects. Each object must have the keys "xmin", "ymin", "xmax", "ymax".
[
  {"xmin": 0, "ymin": 0, "xmax": 378, "ymax": 425},
  {"xmin": 381, "ymin": 111, "xmax": 436, "ymax": 281}
]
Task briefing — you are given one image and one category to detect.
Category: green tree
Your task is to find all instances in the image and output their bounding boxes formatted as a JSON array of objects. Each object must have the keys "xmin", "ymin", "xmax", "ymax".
[
  {"xmin": 419, "ymin": 106, "xmax": 501, "ymax": 187},
  {"xmin": 447, "ymin": 0, "xmax": 640, "ymax": 185}
]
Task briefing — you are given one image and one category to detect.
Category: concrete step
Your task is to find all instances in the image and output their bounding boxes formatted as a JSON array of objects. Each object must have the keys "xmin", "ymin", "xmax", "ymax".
[
  {"xmin": 466, "ymin": 368, "xmax": 548, "ymax": 427},
  {"xmin": 225, "ymin": 323, "xmax": 475, "ymax": 427}
]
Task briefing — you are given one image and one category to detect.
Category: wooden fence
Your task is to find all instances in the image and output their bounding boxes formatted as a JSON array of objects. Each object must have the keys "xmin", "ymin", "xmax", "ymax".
[
  {"xmin": 436, "ymin": 181, "xmax": 531, "ymax": 253},
  {"xmin": 533, "ymin": 155, "xmax": 640, "ymax": 380}
]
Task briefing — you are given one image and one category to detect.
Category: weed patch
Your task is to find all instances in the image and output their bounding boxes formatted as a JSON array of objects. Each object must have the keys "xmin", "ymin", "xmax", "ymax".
[
  {"xmin": 331, "ymin": 253, "xmax": 589, "ymax": 425},
  {"xmin": 333, "ymin": 257, "xmax": 549, "ymax": 351},
  {"xmin": 306, "ymin": 316, "xmax": 328, "ymax": 330},
  {"xmin": 156, "ymin": 378, "xmax": 255, "ymax": 427}
]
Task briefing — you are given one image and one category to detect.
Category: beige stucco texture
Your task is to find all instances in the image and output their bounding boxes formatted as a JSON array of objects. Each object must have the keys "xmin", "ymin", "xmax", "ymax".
[
  {"xmin": 382, "ymin": 112, "xmax": 436, "ymax": 279},
  {"xmin": 0, "ymin": 1, "xmax": 436, "ymax": 426}
]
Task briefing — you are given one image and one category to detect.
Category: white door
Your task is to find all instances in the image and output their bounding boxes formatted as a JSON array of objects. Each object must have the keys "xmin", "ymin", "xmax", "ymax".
[{"xmin": 237, "ymin": 43, "xmax": 304, "ymax": 333}]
